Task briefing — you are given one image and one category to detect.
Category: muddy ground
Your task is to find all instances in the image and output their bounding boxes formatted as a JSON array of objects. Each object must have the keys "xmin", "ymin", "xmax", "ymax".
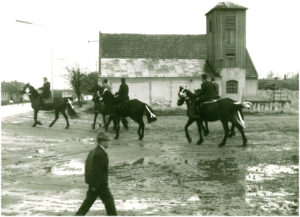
[{"xmin": 1, "ymin": 104, "xmax": 299, "ymax": 216}]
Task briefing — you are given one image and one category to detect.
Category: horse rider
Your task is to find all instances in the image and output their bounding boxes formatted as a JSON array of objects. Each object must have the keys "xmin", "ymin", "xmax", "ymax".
[
  {"xmin": 211, "ymin": 77, "xmax": 220, "ymax": 99},
  {"xmin": 102, "ymin": 79, "xmax": 112, "ymax": 92},
  {"xmin": 189, "ymin": 74, "xmax": 215, "ymax": 117},
  {"xmin": 115, "ymin": 78, "xmax": 129, "ymax": 104},
  {"xmin": 76, "ymin": 130, "xmax": 117, "ymax": 216},
  {"xmin": 37, "ymin": 77, "xmax": 51, "ymax": 107}
]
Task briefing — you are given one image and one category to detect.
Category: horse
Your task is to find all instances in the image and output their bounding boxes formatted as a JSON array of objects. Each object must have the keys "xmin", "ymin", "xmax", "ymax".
[
  {"xmin": 99, "ymin": 87, "xmax": 157, "ymax": 140},
  {"xmin": 22, "ymin": 83, "xmax": 78, "ymax": 129},
  {"xmin": 177, "ymin": 86, "xmax": 251, "ymax": 147},
  {"xmin": 89, "ymin": 84, "xmax": 129, "ymax": 131}
]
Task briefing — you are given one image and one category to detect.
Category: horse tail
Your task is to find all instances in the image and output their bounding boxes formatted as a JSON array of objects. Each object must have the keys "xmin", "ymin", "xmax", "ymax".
[
  {"xmin": 144, "ymin": 104, "xmax": 157, "ymax": 123},
  {"xmin": 233, "ymin": 101, "xmax": 251, "ymax": 128},
  {"xmin": 66, "ymin": 98, "xmax": 79, "ymax": 119}
]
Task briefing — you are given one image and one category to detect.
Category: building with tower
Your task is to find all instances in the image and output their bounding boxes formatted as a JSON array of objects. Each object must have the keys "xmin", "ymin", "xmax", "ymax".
[{"xmin": 98, "ymin": 2, "xmax": 258, "ymax": 108}]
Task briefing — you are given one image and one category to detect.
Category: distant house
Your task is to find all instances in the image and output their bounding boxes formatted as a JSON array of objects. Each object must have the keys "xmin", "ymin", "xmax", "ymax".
[{"xmin": 98, "ymin": 2, "xmax": 258, "ymax": 108}]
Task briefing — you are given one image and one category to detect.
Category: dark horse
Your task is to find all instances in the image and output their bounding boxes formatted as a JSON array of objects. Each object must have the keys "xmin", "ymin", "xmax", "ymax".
[
  {"xmin": 22, "ymin": 83, "xmax": 78, "ymax": 129},
  {"xmin": 100, "ymin": 87, "xmax": 157, "ymax": 140},
  {"xmin": 90, "ymin": 84, "xmax": 128, "ymax": 131},
  {"xmin": 177, "ymin": 86, "xmax": 251, "ymax": 147}
]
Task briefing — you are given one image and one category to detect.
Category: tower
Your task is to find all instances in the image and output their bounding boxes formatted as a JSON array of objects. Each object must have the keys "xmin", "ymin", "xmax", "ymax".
[{"xmin": 206, "ymin": 2, "xmax": 248, "ymax": 100}]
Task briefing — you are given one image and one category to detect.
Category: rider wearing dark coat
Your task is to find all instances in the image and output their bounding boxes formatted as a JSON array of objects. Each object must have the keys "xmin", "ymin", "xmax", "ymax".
[
  {"xmin": 116, "ymin": 78, "xmax": 129, "ymax": 103},
  {"xmin": 76, "ymin": 131, "xmax": 117, "ymax": 216},
  {"xmin": 37, "ymin": 77, "xmax": 51, "ymax": 106},
  {"xmin": 198, "ymin": 74, "xmax": 215, "ymax": 102}
]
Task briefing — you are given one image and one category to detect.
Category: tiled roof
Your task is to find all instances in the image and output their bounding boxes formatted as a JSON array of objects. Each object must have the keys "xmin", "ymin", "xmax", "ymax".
[
  {"xmin": 206, "ymin": 2, "xmax": 247, "ymax": 15},
  {"xmin": 102, "ymin": 59, "xmax": 216, "ymax": 78},
  {"xmin": 245, "ymin": 48, "xmax": 258, "ymax": 79},
  {"xmin": 101, "ymin": 34, "xmax": 207, "ymax": 59}
]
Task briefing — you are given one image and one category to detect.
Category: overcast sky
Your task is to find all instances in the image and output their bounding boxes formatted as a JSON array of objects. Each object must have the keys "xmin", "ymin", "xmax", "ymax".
[{"xmin": 1, "ymin": 0, "xmax": 300, "ymax": 89}]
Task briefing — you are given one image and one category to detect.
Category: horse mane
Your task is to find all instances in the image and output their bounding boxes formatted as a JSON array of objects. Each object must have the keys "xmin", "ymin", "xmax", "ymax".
[{"xmin": 184, "ymin": 88, "xmax": 195, "ymax": 98}]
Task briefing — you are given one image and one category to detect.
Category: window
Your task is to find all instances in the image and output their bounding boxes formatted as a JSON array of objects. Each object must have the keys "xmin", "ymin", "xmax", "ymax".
[
  {"xmin": 225, "ymin": 15, "xmax": 236, "ymax": 55},
  {"xmin": 208, "ymin": 20, "xmax": 212, "ymax": 33},
  {"xmin": 226, "ymin": 80, "xmax": 238, "ymax": 94}
]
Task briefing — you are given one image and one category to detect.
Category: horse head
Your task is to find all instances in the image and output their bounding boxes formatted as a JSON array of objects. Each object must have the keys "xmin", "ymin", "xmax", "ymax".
[
  {"xmin": 22, "ymin": 83, "xmax": 38, "ymax": 97},
  {"xmin": 177, "ymin": 86, "xmax": 187, "ymax": 106}
]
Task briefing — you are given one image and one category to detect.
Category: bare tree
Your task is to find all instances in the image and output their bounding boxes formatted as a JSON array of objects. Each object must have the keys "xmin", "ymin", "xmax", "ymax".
[{"xmin": 64, "ymin": 65, "xmax": 85, "ymax": 107}]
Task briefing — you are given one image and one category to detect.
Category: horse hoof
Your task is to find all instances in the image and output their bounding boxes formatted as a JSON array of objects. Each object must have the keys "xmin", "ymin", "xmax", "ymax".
[
  {"xmin": 196, "ymin": 140, "xmax": 203, "ymax": 145},
  {"xmin": 49, "ymin": 125, "xmax": 53, "ymax": 128},
  {"xmin": 242, "ymin": 142, "xmax": 248, "ymax": 147},
  {"xmin": 32, "ymin": 124, "xmax": 36, "ymax": 127},
  {"xmin": 218, "ymin": 143, "xmax": 225, "ymax": 147},
  {"xmin": 37, "ymin": 121, "xmax": 42, "ymax": 125},
  {"xmin": 114, "ymin": 136, "xmax": 119, "ymax": 140},
  {"xmin": 187, "ymin": 138, "xmax": 192, "ymax": 143},
  {"xmin": 204, "ymin": 130, "xmax": 209, "ymax": 136},
  {"xmin": 65, "ymin": 126, "xmax": 69, "ymax": 129}
]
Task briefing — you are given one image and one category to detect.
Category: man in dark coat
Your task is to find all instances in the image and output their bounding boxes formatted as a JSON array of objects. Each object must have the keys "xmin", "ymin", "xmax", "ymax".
[
  {"xmin": 116, "ymin": 78, "xmax": 129, "ymax": 103},
  {"xmin": 198, "ymin": 74, "xmax": 215, "ymax": 102},
  {"xmin": 75, "ymin": 131, "xmax": 117, "ymax": 216},
  {"xmin": 37, "ymin": 77, "xmax": 51, "ymax": 106}
]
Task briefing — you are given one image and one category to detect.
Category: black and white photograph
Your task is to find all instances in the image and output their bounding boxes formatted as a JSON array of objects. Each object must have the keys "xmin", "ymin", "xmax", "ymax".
[{"xmin": 1, "ymin": 0, "xmax": 299, "ymax": 215}]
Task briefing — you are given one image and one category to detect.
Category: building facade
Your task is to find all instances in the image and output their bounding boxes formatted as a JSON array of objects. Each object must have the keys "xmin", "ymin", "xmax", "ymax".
[{"xmin": 98, "ymin": 2, "xmax": 258, "ymax": 108}]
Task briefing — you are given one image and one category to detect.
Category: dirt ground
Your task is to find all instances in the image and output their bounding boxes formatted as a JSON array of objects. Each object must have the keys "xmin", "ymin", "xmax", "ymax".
[{"xmin": 1, "ymin": 104, "xmax": 299, "ymax": 216}]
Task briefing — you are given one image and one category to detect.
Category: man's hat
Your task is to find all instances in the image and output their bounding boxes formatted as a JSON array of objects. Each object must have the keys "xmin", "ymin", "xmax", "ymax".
[
  {"xmin": 96, "ymin": 130, "xmax": 110, "ymax": 143},
  {"xmin": 201, "ymin": 74, "xmax": 208, "ymax": 79}
]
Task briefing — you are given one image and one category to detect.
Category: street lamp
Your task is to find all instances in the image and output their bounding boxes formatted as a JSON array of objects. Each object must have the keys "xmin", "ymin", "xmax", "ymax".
[{"xmin": 16, "ymin": 19, "xmax": 54, "ymax": 96}]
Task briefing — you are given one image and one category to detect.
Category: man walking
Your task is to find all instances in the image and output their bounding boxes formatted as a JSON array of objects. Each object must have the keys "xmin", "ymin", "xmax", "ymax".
[{"xmin": 75, "ymin": 131, "xmax": 117, "ymax": 216}]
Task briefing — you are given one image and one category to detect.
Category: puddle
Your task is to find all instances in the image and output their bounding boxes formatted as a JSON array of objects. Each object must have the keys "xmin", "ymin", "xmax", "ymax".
[
  {"xmin": 245, "ymin": 164, "xmax": 298, "ymax": 214},
  {"xmin": 245, "ymin": 188, "xmax": 298, "ymax": 213},
  {"xmin": 51, "ymin": 160, "xmax": 84, "ymax": 175},
  {"xmin": 246, "ymin": 164, "xmax": 298, "ymax": 181}
]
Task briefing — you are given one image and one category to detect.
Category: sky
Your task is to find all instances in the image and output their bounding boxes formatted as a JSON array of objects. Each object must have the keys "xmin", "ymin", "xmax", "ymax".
[{"xmin": 1, "ymin": 0, "xmax": 300, "ymax": 89}]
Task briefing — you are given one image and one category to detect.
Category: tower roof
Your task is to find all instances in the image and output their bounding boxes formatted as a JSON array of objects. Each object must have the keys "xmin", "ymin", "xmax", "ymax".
[{"xmin": 206, "ymin": 2, "xmax": 247, "ymax": 15}]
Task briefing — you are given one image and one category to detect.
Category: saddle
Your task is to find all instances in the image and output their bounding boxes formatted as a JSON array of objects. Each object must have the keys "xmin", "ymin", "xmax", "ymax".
[{"xmin": 203, "ymin": 99, "xmax": 218, "ymax": 104}]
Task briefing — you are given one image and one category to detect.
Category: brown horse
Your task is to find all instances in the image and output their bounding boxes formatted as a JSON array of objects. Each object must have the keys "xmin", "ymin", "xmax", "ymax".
[
  {"xmin": 22, "ymin": 83, "xmax": 78, "ymax": 129},
  {"xmin": 177, "ymin": 86, "xmax": 251, "ymax": 147}
]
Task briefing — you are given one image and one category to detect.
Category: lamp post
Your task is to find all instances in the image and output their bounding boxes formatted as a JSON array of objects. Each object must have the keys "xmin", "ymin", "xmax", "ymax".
[{"xmin": 16, "ymin": 20, "xmax": 54, "ymax": 96}]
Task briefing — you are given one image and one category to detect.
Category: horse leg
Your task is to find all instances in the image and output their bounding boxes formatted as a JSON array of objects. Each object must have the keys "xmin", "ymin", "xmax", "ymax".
[
  {"xmin": 114, "ymin": 117, "xmax": 120, "ymax": 139},
  {"xmin": 102, "ymin": 115, "xmax": 106, "ymax": 129},
  {"xmin": 232, "ymin": 120, "xmax": 248, "ymax": 146},
  {"xmin": 137, "ymin": 119, "xmax": 145, "ymax": 140},
  {"xmin": 184, "ymin": 118, "xmax": 195, "ymax": 143},
  {"xmin": 92, "ymin": 112, "xmax": 98, "ymax": 129},
  {"xmin": 61, "ymin": 110, "xmax": 70, "ymax": 129},
  {"xmin": 106, "ymin": 116, "xmax": 113, "ymax": 131},
  {"xmin": 219, "ymin": 120, "xmax": 229, "ymax": 147},
  {"xmin": 196, "ymin": 120, "xmax": 204, "ymax": 145},
  {"xmin": 32, "ymin": 109, "xmax": 38, "ymax": 127},
  {"xmin": 228, "ymin": 122, "xmax": 236, "ymax": 138},
  {"xmin": 204, "ymin": 120, "xmax": 209, "ymax": 136},
  {"xmin": 49, "ymin": 110, "xmax": 59, "ymax": 128},
  {"xmin": 121, "ymin": 117, "xmax": 129, "ymax": 131}
]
